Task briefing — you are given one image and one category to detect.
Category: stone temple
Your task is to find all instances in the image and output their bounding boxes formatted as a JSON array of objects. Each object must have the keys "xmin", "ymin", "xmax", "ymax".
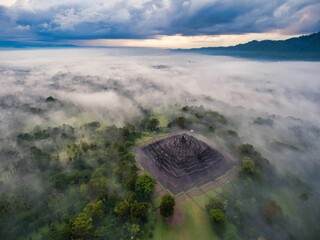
[{"xmin": 136, "ymin": 134, "xmax": 231, "ymax": 194}]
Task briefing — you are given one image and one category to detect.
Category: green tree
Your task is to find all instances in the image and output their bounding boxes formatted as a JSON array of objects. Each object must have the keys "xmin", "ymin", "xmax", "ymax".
[
  {"xmin": 160, "ymin": 194, "xmax": 175, "ymax": 218},
  {"xmin": 128, "ymin": 223, "xmax": 141, "ymax": 237},
  {"xmin": 135, "ymin": 173, "xmax": 155, "ymax": 200},
  {"xmin": 130, "ymin": 200, "xmax": 148, "ymax": 223},
  {"xmin": 147, "ymin": 118, "xmax": 160, "ymax": 131},
  {"xmin": 114, "ymin": 199, "xmax": 131, "ymax": 219},
  {"xmin": 71, "ymin": 213, "xmax": 93, "ymax": 240},
  {"xmin": 83, "ymin": 200, "xmax": 104, "ymax": 220},
  {"xmin": 210, "ymin": 209, "xmax": 225, "ymax": 224},
  {"xmin": 206, "ymin": 197, "xmax": 226, "ymax": 211},
  {"xmin": 88, "ymin": 177, "xmax": 108, "ymax": 197},
  {"xmin": 238, "ymin": 144, "xmax": 255, "ymax": 156},
  {"xmin": 240, "ymin": 157, "xmax": 256, "ymax": 175}
]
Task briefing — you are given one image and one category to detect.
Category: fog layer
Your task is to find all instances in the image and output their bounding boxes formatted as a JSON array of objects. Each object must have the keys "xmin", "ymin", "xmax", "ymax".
[{"xmin": 0, "ymin": 47, "xmax": 319, "ymax": 204}]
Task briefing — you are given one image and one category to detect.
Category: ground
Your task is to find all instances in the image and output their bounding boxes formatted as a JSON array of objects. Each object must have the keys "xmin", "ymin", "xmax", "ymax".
[{"xmin": 142, "ymin": 172, "xmax": 237, "ymax": 240}]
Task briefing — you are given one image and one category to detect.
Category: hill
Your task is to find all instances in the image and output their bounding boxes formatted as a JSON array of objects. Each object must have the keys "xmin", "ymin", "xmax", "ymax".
[{"xmin": 173, "ymin": 32, "xmax": 320, "ymax": 60}]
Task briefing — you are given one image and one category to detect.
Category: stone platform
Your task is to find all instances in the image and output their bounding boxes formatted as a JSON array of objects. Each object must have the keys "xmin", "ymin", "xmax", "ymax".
[{"xmin": 136, "ymin": 134, "xmax": 232, "ymax": 194}]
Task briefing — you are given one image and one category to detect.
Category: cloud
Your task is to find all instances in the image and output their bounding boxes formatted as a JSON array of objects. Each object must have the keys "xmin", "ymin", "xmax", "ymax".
[
  {"xmin": 0, "ymin": 0, "xmax": 319, "ymax": 42},
  {"xmin": 0, "ymin": 48, "xmax": 319, "ymax": 193}
]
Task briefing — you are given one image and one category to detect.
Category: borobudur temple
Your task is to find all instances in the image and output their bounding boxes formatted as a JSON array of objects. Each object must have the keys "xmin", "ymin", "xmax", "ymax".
[{"xmin": 136, "ymin": 134, "xmax": 231, "ymax": 194}]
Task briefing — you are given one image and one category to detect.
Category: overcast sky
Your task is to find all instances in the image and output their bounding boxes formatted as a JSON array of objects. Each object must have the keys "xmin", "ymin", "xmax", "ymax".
[{"xmin": 0, "ymin": 0, "xmax": 319, "ymax": 48}]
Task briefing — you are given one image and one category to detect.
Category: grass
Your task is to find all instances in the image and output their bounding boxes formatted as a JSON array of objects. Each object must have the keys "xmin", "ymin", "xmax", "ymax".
[
  {"xmin": 206, "ymin": 189, "xmax": 218, "ymax": 198},
  {"xmin": 135, "ymin": 132, "xmax": 170, "ymax": 145},
  {"xmin": 192, "ymin": 194, "xmax": 210, "ymax": 209},
  {"xmin": 150, "ymin": 114, "xmax": 169, "ymax": 128},
  {"xmin": 145, "ymin": 195, "xmax": 221, "ymax": 240},
  {"xmin": 213, "ymin": 187, "xmax": 223, "ymax": 194}
]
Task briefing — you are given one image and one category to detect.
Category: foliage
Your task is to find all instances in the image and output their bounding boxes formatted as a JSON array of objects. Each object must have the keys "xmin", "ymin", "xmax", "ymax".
[
  {"xmin": 128, "ymin": 223, "xmax": 141, "ymax": 237},
  {"xmin": 262, "ymin": 199, "xmax": 283, "ymax": 223},
  {"xmin": 207, "ymin": 197, "xmax": 226, "ymax": 225},
  {"xmin": 83, "ymin": 200, "xmax": 104, "ymax": 220},
  {"xmin": 238, "ymin": 144, "xmax": 272, "ymax": 177},
  {"xmin": 71, "ymin": 213, "xmax": 93, "ymax": 239},
  {"xmin": 135, "ymin": 173, "xmax": 155, "ymax": 200},
  {"xmin": 240, "ymin": 157, "xmax": 256, "ymax": 176},
  {"xmin": 206, "ymin": 197, "xmax": 226, "ymax": 212},
  {"xmin": 210, "ymin": 209, "xmax": 226, "ymax": 224},
  {"xmin": 223, "ymin": 224, "xmax": 242, "ymax": 240},
  {"xmin": 114, "ymin": 199, "xmax": 131, "ymax": 219},
  {"xmin": 130, "ymin": 200, "xmax": 148, "ymax": 223},
  {"xmin": 168, "ymin": 116, "xmax": 189, "ymax": 129},
  {"xmin": 147, "ymin": 118, "xmax": 160, "ymax": 131},
  {"xmin": 160, "ymin": 194, "xmax": 175, "ymax": 218},
  {"xmin": 0, "ymin": 121, "xmax": 154, "ymax": 240},
  {"xmin": 46, "ymin": 96, "xmax": 56, "ymax": 102}
]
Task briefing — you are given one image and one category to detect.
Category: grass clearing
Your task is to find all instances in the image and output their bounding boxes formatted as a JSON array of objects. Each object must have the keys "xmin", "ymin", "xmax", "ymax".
[
  {"xmin": 147, "ymin": 195, "xmax": 221, "ymax": 240},
  {"xmin": 135, "ymin": 132, "xmax": 170, "ymax": 145},
  {"xmin": 150, "ymin": 114, "xmax": 169, "ymax": 128},
  {"xmin": 214, "ymin": 187, "xmax": 223, "ymax": 194},
  {"xmin": 192, "ymin": 193, "xmax": 210, "ymax": 209},
  {"xmin": 206, "ymin": 189, "xmax": 218, "ymax": 198}
]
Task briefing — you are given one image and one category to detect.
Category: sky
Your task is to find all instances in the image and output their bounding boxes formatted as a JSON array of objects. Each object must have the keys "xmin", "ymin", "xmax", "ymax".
[{"xmin": 0, "ymin": 0, "xmax": 319, "ymax": 48}]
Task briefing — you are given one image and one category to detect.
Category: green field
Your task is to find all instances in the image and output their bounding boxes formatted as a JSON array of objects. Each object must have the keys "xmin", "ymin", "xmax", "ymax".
[
  {"xmin": 143, "ymin": 190, "xmax": 224, "ymax": 240},
  {"xmin": 149, "ymin": 197, "xmax": 220, "ymax": 240},
  {"xmin": 135, "ymin": 132, "xmax": 170, "ymax": 145},
  {"xmin": 150, "ymin": 114, "xmax": 169, "ymax": 128}
]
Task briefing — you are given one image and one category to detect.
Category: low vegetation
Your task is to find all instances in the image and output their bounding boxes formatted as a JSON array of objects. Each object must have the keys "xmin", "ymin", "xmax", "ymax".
[{"xmin": 159, "ymin": 194, "xmax": 175, "ymax": 219}]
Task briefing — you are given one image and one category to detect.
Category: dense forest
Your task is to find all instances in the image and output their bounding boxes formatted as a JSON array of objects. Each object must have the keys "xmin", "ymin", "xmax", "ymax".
[{"xmin": 1, "ymin": 103, "xmax": 319, "ymax": 240}]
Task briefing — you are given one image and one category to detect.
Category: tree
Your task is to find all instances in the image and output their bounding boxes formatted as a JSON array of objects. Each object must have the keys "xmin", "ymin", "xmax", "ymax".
[
  {"xmin": 238, "ymin": 144, "xmax": 255, "ymax": 156},
  {"xmin": 300, "ymin": 193, "xmax": 308, "ymax": 201},
  {"xmin": 223, "ymin": 224, "xmax": 241, "ymax": 240},
  {"xmin": 128, "ymin": 223, "xmax": 141, "ymax": 237},
  {"xmin": 46, "ymin": 96, "xmax": 56, "ymax": 102},
  {"xmin": 147, "ymin": 118, "xmax": 160, "ymax": 131},
  {"xmin": 83, "ymin": 200, "xmax": 104, "ymax": 221},
  {"xmin": 71, "ymin": 213, "xmax": 93, "ymax": 239},
  {"xmin": 160, "ymin": 194, "xmax": 175, "ymax": 218},
  {"xmin": 114, "ymin": 199, "xmax": 131, "ymax": 219},
  {"xmin": 88, "ymin": 177, "xmax": 108, "ymax": 197},
  {"xmin": 168, "ymin": 116, "xmax": 188, "ymax": 129},
  {"xmin": 135, "ymin": 173, "xmax": 155, "ymax": 200},
  {"xmin": 206, "ymin": 197, "xmax": 226, "ymax": 212},
  {"xmin": 130, "ymin": 200, "xmax": 148, "ymax": 223},
  {"xmin": 210, "ymin": 209, "xmax": 225, "ymax": 224},
  {"xmin": 240, "ymin": 157, "xmax": 256, "ymax": 175},
  {"xmin": 262, "ymin": 199, "xmax": 283, "ymax": 222}
]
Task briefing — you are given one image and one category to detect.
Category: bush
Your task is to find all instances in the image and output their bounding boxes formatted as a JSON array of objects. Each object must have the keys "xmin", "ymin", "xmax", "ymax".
[
  {"xmin": 210, "ymin": 209, "xmax": 225, "ymax": 224},
  {"xmin": 160, "ymin": 194, "xmax": 175, "ymax": 218},
  {"xmin": 262, "ymin": 199, "xmax": 283, "ymax": 223},
  {"xmin": 135, "ymin": 173, "xmax": 155, "ymax": 200},
  {"xmin": 240, "ymin": 157, "xmax": 256, "ymax": 176}
]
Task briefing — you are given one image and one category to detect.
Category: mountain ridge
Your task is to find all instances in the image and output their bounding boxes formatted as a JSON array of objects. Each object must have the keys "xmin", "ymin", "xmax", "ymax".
[{"xmin": 173, "ymin": 32, "xmax": 320, "ymax": 60}]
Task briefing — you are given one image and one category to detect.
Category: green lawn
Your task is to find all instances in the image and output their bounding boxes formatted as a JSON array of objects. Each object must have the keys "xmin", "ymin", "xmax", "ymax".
[
  {"xmin": 206, "ymin": 189, "xmax": 218, "ymax": 198},
  {"xmin": 146, "ymin": 196, "xmax": 221, "ymax": 240},
  {"xmin": 150, "ymin": 114, "xmax": 169, "ymax": 128},
  {"xmin": 135, "ymin": 132, "xmax": 170, "ymax": 145}
]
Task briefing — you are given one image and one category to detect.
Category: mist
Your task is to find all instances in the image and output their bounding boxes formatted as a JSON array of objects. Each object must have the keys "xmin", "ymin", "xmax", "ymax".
[{"xmin": 0, "ymin": 48, "xmax": 319, "ymax": 239}]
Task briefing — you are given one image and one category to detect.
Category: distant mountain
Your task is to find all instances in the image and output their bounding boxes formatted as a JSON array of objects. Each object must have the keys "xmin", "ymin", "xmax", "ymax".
[
  {"xmin": 173, "ymin": 32, "xmax": 320, "ymax": 60},
  {"xmin": 0, "ymin": 41, "xmax": 78, "ymax": 49}
]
